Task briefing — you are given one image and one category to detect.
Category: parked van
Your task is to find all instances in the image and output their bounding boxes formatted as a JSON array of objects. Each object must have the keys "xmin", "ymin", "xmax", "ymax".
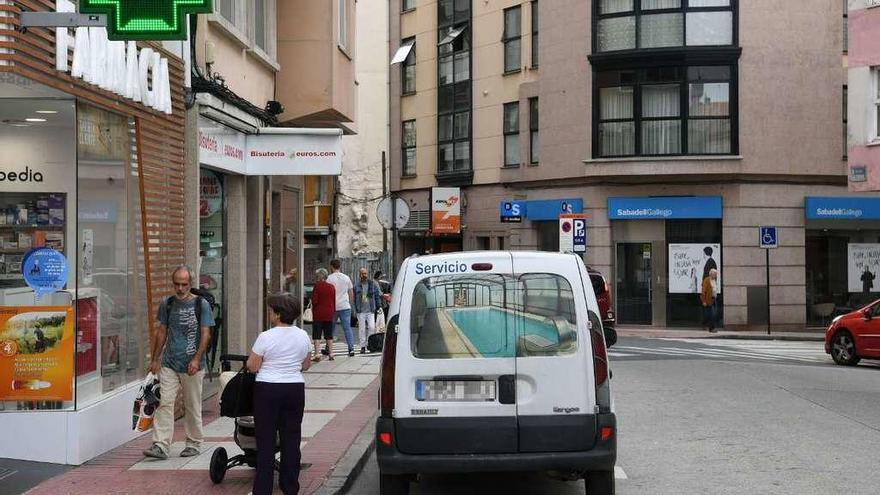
[{"xmin": 375, "ymin": 251, "xmax": 617, "ymax": 495}]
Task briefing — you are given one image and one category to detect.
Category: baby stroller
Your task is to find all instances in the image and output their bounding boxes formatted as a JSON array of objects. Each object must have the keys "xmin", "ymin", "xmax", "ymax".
[{"xmin": 209, "ymin": 354, "xmax": 281, "ymax": 484}]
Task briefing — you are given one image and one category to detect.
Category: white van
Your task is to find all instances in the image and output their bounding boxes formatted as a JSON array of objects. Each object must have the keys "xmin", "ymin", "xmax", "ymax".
[{"xmin": 375, "ymin": 251, "xmax": 617, "ymax": 495}]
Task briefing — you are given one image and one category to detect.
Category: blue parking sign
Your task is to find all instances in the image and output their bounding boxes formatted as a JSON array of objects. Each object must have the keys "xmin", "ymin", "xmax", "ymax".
[
  {"xmin": 573, "ymin": 218, "xmax": 587, "ymax": 252},
  {"xmin": 760, "ymin": 226, "xmax": 778, "ymax": 249}
]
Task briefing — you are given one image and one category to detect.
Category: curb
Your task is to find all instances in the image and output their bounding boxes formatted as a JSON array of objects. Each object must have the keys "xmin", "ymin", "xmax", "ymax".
[
  {"xmin": 312, "ymin": 412, "xmax": 378, "ymax": 495},
  {"xmin": 708, "ymin": 333, "xmax": 824, "ymax": 342}
]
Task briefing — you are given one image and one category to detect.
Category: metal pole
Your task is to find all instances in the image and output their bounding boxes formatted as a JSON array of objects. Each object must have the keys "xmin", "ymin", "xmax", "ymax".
[
  {"xmin": 391, "ymin": 194, "xmax": 398, "ymax": 274},
  {"xmin": 381, "ymin": 151, "xmax": 388, "ymax": 254},
  {"xmin": 766, "ymin": 248, "xmax": 771, "ymax": 335}
]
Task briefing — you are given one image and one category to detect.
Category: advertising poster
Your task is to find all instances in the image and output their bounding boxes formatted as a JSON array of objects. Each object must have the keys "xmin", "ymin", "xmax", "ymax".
[
  {"xmin": 81, "ymin": 229, "xmax": 94, "ymax": 285},
  {"xmin": 0, "ymin": 306, "xmax": 74, "ymax": 401},
  {"xmin": 431, "ymin": 187, "xmax": 461, "ymax": 234},
  {"xmin": 847, "ymin": 243, "xmax": 880, "ymax": 293},
  {"xmin": 668, "ymin": 244, "xmax": 722, "ymax": 294},
  {"xmin": 200, "ymin": 171, "xmax": 223, "ymax": 219}
]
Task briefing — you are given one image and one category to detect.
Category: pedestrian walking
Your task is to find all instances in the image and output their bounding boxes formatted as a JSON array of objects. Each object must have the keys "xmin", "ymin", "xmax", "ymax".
[
  {"xmin": 310, "ymin": 268, "xmax": 336, "ymax": 362},
  {"xmin": 327, "ymin": 259, "xmax": 356, "ymax": 357},
  {"xmin": 143, "ymin": 266, "xmax": 215, "ymax": 460},
  {"xmin": 283, "ymin": 268, "xmax": 297, "ymax": 293},
  {"xmin": 374, "ymin": 270, "xmax": 392, "ymax": 313},
  {"xmin": 701, "ymin": 268, "xmax": 719, "ymax": 333},
  {"xmin": 247, "ymin": 294, "xmax": 312, "ymax": 495},
  {"xmin": 354, "ymin": 267, "xmax": 383, "ymax": 354}
]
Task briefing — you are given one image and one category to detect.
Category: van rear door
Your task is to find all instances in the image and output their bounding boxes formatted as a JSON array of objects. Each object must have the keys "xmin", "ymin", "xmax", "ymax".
[
  {"xmin": 511, "ymin": 253, "xmax": 598, "ymax": 452},
  {"xmin": 394, "ymin": 254, "xmax": 518, "ymax": 455}
]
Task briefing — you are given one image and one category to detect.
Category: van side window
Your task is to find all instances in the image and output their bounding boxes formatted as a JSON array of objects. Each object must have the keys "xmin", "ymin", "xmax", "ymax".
[{"xmin": 409, "ymin": 273, "xmax": 578, "ymax": 359}]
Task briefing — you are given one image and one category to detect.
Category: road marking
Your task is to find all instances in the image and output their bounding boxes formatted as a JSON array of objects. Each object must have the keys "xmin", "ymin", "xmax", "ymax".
[
  {"xmin": 608, "ymin": 351, "xmax": 636, "ymax": 357},
  {"xmin": 0, "ymin": 468, "xmax": 18, "ymax": 481},
  {"xmin": 615, "ymin": 466, "xmax": 627, "ymax": 480}
]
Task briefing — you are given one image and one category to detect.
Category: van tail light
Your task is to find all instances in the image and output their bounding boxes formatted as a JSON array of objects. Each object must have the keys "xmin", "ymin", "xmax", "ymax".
[
  {"xmin": 379, "ymin": 432, "xmax": 392, "ymax": 445},
  {"xmin": 380, "ymin": 315, "xmax": 399, "ymax": 418},
  {"xmin": 589, "ymin": 314, "xmax": 612, "ymax": 414}
]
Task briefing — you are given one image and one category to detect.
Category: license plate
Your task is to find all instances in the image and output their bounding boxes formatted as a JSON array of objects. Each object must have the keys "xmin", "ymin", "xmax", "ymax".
[{"xmin": 415, "ymin": 380, "xmax": 496, "ymax": 402}]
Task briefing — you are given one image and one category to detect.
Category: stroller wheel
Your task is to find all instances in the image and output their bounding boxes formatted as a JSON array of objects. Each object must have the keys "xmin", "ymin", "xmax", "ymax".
[{"xmin": 209, "ymin": 447, "xmax": 228, "ymax": 484}]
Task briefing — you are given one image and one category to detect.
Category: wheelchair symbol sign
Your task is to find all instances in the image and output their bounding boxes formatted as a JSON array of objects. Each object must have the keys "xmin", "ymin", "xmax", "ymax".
[{"xmin": 760, "ymin": 227, "xmax": 778, "ymax": 249}]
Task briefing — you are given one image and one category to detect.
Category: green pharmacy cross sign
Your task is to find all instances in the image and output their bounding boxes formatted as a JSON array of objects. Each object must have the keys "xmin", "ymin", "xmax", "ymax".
[{"xmin": 79, "ymin": 0, "xmax": 213, "ymax": 41}]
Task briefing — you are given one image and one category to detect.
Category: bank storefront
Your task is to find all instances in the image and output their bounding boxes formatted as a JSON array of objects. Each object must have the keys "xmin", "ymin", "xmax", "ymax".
[
  {"xmin": 608, "ymin": 196, "xmax": 723, "ymax": 328},
  {"xmin": 805, "ymin": 196, "xmax": 880, "ymax": 326},
  {"xmin": 0, "ymin": 20, "xmax": 186, "ymax": 463}
]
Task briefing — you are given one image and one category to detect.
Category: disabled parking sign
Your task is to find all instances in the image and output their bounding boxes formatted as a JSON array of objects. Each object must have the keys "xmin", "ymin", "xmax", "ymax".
[{"xmin": 760, "ymin": 226, "xmax": 778, "ymax": 249}]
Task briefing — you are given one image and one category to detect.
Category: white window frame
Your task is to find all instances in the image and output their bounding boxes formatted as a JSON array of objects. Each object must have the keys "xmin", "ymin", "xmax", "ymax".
[
  {"xmin": 338, "ymin": 0, "xmax": 349, "ymax": 51},
  {"xmin": 872, "ymin": 68, "xmax": 880, "ymax": 143},
  {"xmin": 248, "ymin": 0, "xmax": 278, "ymax": 69}
]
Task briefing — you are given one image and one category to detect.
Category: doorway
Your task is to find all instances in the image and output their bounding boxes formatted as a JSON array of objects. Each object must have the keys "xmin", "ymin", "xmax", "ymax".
[{"xmin": 616, "ymin": 243, "xmax": 653, "ymax": 325}]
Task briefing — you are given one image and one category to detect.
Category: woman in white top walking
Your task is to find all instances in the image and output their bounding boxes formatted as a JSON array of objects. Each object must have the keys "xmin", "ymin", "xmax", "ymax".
[{"xmin": 247, "ymin": 293, "xmax": 313, "ymax": 495}]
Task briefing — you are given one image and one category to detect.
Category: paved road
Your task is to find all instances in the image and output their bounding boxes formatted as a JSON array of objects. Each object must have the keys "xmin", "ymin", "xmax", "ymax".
[{"xmin": 348, "ymin": 336, "xmax": 880, "ymax": 494}]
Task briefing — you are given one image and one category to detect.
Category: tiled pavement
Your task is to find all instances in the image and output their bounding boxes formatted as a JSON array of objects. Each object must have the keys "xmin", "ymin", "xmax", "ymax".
[{"xmin": 24, "ymin": 353, "xmax": 381, "ymax": 495}]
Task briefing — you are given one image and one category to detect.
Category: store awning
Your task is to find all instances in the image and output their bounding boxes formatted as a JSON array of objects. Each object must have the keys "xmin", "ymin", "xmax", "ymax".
[
  {"xmin": 198, "ymin": 120, "xmax": 343, "ymax": 176},
  {"xmin": 438, "ymin": 26, "xmax": 466, "ymax": 46},
  {"xmin": 805, "ymin": 197, "xmax": 880, "ymax": 220},
  {"xmin": 390, "ymin": 40, "xmax": 415, "ymax": 65},
  {"xmin": 608, "ymin": 196, "xmax": 722, "ymax": 220}
]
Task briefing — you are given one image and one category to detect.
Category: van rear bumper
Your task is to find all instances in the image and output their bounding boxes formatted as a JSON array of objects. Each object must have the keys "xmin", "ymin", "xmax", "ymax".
[{"xmin": 375, "ymin": 414, "xmax": 617, "ymax": 475}]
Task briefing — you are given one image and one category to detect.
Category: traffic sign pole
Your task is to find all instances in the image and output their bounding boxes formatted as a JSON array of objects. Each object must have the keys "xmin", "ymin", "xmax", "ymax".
[
  {"xmin": 759, "ymin": 226, "xmax": 778, "ymax": 335},
  {"xmin": 766, "ymin": 248, "xmax": 771, "ymax": 335}
]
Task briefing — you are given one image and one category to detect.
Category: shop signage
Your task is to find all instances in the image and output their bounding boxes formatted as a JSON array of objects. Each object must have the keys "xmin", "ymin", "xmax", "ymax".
[
  {"xmin": 850, "ymin": 165, "xmax": 868, "ymax": 183},
  {"xmin": 805, "ymin": 197, "xmax": 880, "ymax": 220},
  {"xmin": 56, "ymin": 1, "xmax": 173, "ymax": 114},
  {"xmin": 608, "ymin": 196, "xmax": 722, "ymax": 220},
  {"xmin": 431, "ymin": 187, "xmax": 461, "ymax": 235},
  {"xmin": 79, "ymin": 0, "xmax": 213, "ymax": 41},
  {"xmin": 0, "ymin": 306, "xmax": 75, "ymax": 402},
  {"xmin": 499, "ymin": 201, "xmax": 526, "ymax": 223},
  {"xmin": 198, "ymin": 121, "xmax": 344, "ymax": 176},
  {"xmin": 848, "ymin": 243, "xmax": 880, "ymax": 293},
  {"xmin": 23, "ymin": 248, "xmax": 70, "ymax": 298},
  {"xmin": 668, "ymin": 244, "xmax": 721, "ymax": 294},
  {"xmin": 78, "ymin": 200, "xmax": 118, "ymax": 223},
  {"xmin": 526, "ymin": 199, "xmax": 583, "ymax": 221},
  {"xmin": 0, "ymin": 167, "xmax": 44, "ymax": 183}
]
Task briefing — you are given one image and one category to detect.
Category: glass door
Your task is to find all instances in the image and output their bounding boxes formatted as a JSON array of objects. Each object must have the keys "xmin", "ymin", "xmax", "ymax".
[{"xmin": 616, "ymin": 243, "xmax": 653, "ymax": 325}]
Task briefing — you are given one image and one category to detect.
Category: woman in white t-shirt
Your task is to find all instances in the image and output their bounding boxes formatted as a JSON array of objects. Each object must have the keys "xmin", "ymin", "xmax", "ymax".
[{"xmin": 247, "ymin": 293, "xmax": 313, "ymax": 495}]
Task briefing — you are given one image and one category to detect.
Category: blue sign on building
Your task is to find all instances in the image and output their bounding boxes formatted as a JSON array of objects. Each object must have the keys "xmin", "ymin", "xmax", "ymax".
[
  {"xmin": 805, "ymin": 197, "xmax": 880, "ymax": 220},
  {"xmin": 499, "ymin": 201, "xmax": 527, "ymax": 223},
  {"xmin": 607, "ymin": 196, "xmax": 723, "ymax": 220},
  {"xmin": 23, "ymin": 247, "xmax": 69, "ymax": 298},
  {"xmin": 524, "ymin": 199, "xmax": 583, "ymax": 221}
]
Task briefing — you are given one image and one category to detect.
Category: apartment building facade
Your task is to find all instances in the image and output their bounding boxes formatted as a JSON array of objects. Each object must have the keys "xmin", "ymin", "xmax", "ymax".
[{"xmin": 389, "ymin": 0, "xmax": 867, "ymax": 331}]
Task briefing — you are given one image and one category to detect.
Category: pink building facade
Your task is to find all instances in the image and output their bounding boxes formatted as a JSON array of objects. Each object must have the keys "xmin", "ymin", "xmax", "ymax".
[{"xmin": 848, "ymin": 2, "xmax": 880, "ymax": 190}]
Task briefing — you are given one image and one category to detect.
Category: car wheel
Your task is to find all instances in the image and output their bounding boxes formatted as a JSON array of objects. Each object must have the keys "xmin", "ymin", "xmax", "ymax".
[
  {"xmin": 209, "ymin": 447, "xmax": 227, "ymax": 484},
  {"xmin": 585, "ymin": 470, "xmax": 615, "ymax": 495},
  {"xmin": 830, "ymin": 330, "xmax": 861, "ymax": 366},
  {"xmin": 379, "ymin": 473, "xmax": 410, "ymax": 495}
]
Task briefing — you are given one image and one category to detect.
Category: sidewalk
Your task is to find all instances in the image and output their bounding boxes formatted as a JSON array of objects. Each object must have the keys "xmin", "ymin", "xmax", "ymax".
[
  {"xmin": 616, "ymin": 326, "xmax": 826, "ymax": 341},
  {"xmin": 23, "ymin": 353, "xmax": 381, "ymax": 495}
]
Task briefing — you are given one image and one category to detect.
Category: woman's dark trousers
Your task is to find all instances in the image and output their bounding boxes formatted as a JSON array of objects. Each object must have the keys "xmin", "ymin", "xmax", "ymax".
[{"xmin": 253, "ymin": 382, "xmax": 305, "ymax": 495}]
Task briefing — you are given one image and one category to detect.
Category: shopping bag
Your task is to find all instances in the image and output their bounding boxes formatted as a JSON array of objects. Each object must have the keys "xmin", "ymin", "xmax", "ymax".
[
  {"xmin": 375, "ymin": 308, "xmax": 386, "ymax": 333},
  {"xmin": 302, "ymin": 302, "xmax": 313, "ymax": 323},
  {"xmin": 132, "ymin": 372, "xmax": 161, "ymax": 432}
]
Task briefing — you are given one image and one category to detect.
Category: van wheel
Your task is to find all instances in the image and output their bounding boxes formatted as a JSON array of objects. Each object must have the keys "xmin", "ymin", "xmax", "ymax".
[
  {"xmin": 379, "ymin": 473, "xmax": 410, "ymax": 495},
  {"xmin": 585, "ymin": 470, "xmax": 615, "ymax": 495}
]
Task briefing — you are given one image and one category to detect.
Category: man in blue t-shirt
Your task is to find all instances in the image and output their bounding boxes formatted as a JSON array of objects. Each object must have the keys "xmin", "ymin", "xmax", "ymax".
[{"xmin": 143, "ymin": 266, "xmax": 215, "ymax": 460}]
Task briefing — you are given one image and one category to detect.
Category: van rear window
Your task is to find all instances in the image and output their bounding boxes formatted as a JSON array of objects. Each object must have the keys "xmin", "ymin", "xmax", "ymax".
[{"xmin": 409, "ymin": 274, "xmax": 578, "ymax": 359}]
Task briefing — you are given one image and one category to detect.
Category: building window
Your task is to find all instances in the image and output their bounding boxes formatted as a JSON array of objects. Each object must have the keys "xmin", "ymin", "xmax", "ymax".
[
  {"xmin": 843, "ymin": 85, "xmax": 848, "ymax": 158},
  {"xmin": 438, "ymin": 0, "xmax": 472, "ymax": 175},
  {"xmin": 402, "ymin": 38, "xmax": 416, "ymax": 94},
  {"xmin": 843, "ymin": 0, "xmax": 848, "ymax": 53},
  {"xmin": 595, "ymin": 0, "xmax": 735, "ymax": 53},
  {"xmin": 504, "ymin": 102, "xmax": 520, "ymax": 167},
  {"xmin": 476, "ymin": 236, "xmax": 490, "ymax": 250},
  {"xmin": 529, "ymin": 97, "xmax": 539, "ymax": 164},
  {"xmin": 216, "ymin": 0, "xmax": 234, "ymax": 23},
  {"xmin": 531, "ymin": 1, "xmax": 539, "ymax": 67},
  {"xmin": 403, "ymin": 0, "xmax": 417, "ymax": 11},
  {"xmin": 873, "ymin": 69, "xmax": 880, "ymax": 142},
  {"xmin": 254, "ymin": 0, "xmax": 267, "ymax": 51},
  {"xmin": 338, "ymin": 0, "xmax": 348, "ymax": 50},
  {"xmin": 503, "ymin": 6, "xmax": 522, "ymax": 73},
  {"xmin": 596, "ymin": 65, "xmax": 735, "ymax": 157},
  {"xmin": 402, "ymin": 120, "xmax": 417, "ymax": 176}
]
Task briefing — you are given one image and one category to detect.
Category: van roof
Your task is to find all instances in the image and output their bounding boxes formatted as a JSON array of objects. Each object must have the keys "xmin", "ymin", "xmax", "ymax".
[{"xmin": 405, "ymin": 250, "xmax": 581, "ymax": 265}]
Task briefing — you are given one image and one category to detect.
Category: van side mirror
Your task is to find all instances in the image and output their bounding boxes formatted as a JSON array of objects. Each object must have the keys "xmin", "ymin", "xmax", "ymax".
[{"xmin": 603, "ymin": 326, "xmax": 617, "ymax": 348}]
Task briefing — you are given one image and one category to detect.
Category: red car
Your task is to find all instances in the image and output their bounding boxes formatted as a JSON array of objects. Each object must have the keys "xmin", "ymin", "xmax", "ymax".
[
  {"xmin": 586, "ymin": 266, "xmax": 615, "ymax": 331},
  {"xmin": 825, "ymin": 300, "xmax": 880, "ymax": 365}
]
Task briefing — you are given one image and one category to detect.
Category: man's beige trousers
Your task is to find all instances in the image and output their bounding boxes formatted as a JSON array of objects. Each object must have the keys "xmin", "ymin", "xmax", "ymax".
[{"xmin": 152, "ymin": 367, "xmax": 205, "ymax": 454}]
